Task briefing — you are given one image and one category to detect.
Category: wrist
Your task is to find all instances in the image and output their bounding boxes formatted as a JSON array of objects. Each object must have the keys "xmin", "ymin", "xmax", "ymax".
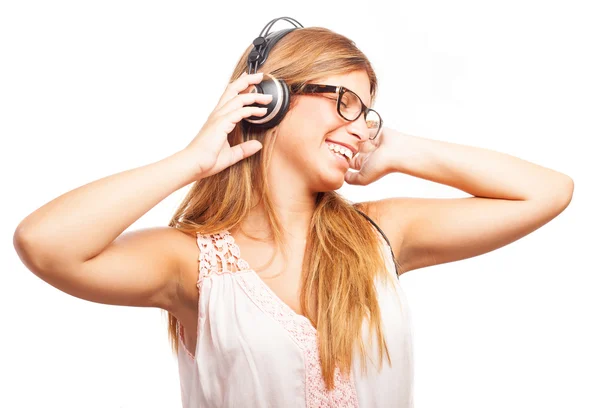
[
  {"xmin": 165, "ymin": 149, "xmax": 204, "ymax": 189},
  {"xmin": 385, "ymin": 131, "xmax": 428, "ymax": 174}
]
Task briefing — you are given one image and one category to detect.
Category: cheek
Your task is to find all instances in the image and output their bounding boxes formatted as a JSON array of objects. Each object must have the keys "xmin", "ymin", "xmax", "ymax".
[
  {"xmin": 287, "ymin": 99, "xmax": 338, "ymax": 133},
  {"xmin": 277, "ymin": 99, "xmax": 340, "ymax": 158}
]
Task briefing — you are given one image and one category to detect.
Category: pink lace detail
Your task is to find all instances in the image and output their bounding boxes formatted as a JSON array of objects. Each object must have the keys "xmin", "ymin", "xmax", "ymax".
[
  {"xmin": 179, "ymin": 231, "xmax": 252, "ymax": 362},
  {"xmin": 195, "ymin": 231, "xmax": 250, "ymax": 289},
  {"xmin": 205, "ymin": 229, "xmax": 359, "ymax": 407}
]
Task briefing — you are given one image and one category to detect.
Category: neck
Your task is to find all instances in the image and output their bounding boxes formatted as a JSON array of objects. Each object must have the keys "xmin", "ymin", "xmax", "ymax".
[{"xmin": 233, "ymin": 195, "xmax": 316, "ymax": 243}]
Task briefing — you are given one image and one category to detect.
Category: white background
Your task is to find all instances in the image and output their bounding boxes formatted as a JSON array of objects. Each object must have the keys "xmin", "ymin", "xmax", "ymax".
[{"xmin": 2, "ymin": 1, "xmax": 598, "ymax": 407}]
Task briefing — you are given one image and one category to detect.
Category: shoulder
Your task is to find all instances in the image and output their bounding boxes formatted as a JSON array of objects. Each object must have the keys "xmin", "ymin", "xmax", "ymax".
[
  {"xmin": 150, "ymin": 227, "xmax": 203, "ymax": 315},
  {"xmin": 354, "ymin": 197, "xmax": 412, "ymax": 224},
  {"xmin": 354, "ymin": 199, "xmax": 408, "ymax": 237},
  {"xmin": 150, "ymin": 226, "xmax": 200, "ymax": 269},
  {"xmin": 354, "ymin": 199, "xmax": 412, "ymax": 268}
]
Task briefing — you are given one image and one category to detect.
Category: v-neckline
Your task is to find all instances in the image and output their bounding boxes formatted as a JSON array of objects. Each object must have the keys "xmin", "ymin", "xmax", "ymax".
[{"xmin": 223, "ymin": 229, "xmax": 317, "ymax": 332}]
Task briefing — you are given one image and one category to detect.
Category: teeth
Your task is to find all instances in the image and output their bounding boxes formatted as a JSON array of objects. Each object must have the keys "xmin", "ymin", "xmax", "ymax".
[{"xmin": 326, "ymin": 143, "xmax": 353, "ymax": 160}]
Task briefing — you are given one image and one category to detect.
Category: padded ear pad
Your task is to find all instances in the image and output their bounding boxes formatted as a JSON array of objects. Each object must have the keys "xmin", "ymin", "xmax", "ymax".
[{"xmin": 243, "ymin": 73, "xmax": 290, "ymax": 129}]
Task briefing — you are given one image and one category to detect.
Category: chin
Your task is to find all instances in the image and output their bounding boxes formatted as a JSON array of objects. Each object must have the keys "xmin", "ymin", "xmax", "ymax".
[{"xmin": 313, "ymin": 170, "xmax": 346, "ymax": 192}]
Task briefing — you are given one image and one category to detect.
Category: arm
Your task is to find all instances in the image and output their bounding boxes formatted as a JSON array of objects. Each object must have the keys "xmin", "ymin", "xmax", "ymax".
[
  {"xmin": 13, "ymin": 150, "xmax": 198, "ymax": 311},
  {"xmin": 361, "ymin": 129, "xmax": 574, "ymax": 274},
  {"xmin": 13, "ymin": 71, "xmax": 272, "ymax": 311}
]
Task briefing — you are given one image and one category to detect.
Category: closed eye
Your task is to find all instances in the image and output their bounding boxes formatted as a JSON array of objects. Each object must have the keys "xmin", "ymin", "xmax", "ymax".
[{"xmin": 324, "ymin": 96, "xmax": 347, "ymax": 107}]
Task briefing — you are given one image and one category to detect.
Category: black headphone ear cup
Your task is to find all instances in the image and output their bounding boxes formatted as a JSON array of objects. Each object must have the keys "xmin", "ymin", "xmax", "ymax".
[
  {"xmin": 263, "ymin": 78, "xmax": 289, "ymax": 128},
  {"xmin": 243, "ymin": 74, "xmax": 290, "ymax": 129}
]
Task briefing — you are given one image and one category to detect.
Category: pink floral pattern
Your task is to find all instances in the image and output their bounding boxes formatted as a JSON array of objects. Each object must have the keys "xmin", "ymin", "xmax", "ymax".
[{"xmin": 195, "ymin": 230, "xmax": 359, "ymax": 407}]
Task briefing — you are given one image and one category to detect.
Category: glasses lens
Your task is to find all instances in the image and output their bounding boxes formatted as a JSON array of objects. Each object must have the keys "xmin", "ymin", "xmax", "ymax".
[
  {"xmin": 339, "ymin": 90, "xmax": 362, "ymax": 120},
  {"xmin": 339, "ymin": 90, "xmax": 381, "ymax": 140},
  {"xmin": 365, "ymin": 110, "xmax": 381, "ymax": 140}
]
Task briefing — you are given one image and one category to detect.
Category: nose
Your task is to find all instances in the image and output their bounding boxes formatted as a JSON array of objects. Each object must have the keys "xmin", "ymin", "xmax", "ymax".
[{"xmin": 345, "ymin": 114, "xmax": 370, "ymax": 142}]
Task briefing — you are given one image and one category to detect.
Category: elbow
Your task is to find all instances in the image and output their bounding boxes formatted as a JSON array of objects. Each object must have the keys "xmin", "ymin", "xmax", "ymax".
[
  {"xmin": 14, "ymin": 225, "xmax": 38, "ymax": 274},
  {"xmin": 546, "ymin": 175, "xmax": 574, "ymax": 217},
  {"xmin": 13, "ymin": 224, "xmax": 65, "ymax": 277},
  {"xmin": 527, "ymin": 174, "xmax": 574, "ymax": 220},
  {"xmin": 14, "ymin": 224, "xmax": 45, "ymax": 275},
  {"xmin": 13, "ymin": 222, "xmax": 36, "ymax": 262},
  {"xmin": 558, "ymin": 175, "xmax": 574, "ymax": 210}
]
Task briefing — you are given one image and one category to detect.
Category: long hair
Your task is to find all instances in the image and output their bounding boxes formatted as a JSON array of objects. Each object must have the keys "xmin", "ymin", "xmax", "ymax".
[{"xmin": 165, "ymin": 26, "xmax": 401, "ymax": 390}]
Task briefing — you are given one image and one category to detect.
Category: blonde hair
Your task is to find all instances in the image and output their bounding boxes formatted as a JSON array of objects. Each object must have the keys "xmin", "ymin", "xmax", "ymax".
[{"xmin": 166, "ymin": 26, "xmax": 401, "ymax": 390}]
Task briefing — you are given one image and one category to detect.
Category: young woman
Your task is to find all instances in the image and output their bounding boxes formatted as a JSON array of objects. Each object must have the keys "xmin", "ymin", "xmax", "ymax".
[{"xmin": 13, "ymin": 24, "xmax": 573, "ymax": 408}]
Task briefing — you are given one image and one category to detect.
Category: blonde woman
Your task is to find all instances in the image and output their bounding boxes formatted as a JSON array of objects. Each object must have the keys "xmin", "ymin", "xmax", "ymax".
[{"xmin": 13, "ymin": 21, "xmax": 573, "ymax": 408}]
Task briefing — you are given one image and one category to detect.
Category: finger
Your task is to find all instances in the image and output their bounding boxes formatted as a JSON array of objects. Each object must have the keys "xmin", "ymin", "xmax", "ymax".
[
  {"xmin": 344, "ymin": 169, "xmax": 366, "ymax": 185},
  {"xmin": 348, "ymin": 152, "xmax": 362, "ymax": 170},
  {"xmin": 224, "ymin": 106, "xmax": 268, "ymax": 124},
  {"xmin": 217, "ymin": 92, "xmax": 273, "ymax": 117},
  {"xmin": 359, "ymin": 140, "xmax": 377, "ymax": 154},
  {"xmin": 215, "ymin": 73, "xmax": 264, "ymax": 111},
  {"xmin": 227, "ymin": 140, "xmax": 263, "ymax": 167},
  {"xmin": 215, "ymin": 72, "xmax": 265, "ymax": 111}
]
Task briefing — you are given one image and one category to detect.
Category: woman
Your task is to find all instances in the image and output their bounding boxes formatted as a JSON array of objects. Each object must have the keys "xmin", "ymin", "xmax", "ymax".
[{"xmin": 13, "ymin": 23, "xmax": 573, "ymax": 408}]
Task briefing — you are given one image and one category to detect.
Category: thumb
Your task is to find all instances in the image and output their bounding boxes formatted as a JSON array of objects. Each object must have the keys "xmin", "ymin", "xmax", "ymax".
[
  {"xmin": 344, "ymin": 169, "xmax": 366, "ymax": 185},
  {"xmin": 229, "ymin": 140, "xmax": 263, "ymax": 165}
]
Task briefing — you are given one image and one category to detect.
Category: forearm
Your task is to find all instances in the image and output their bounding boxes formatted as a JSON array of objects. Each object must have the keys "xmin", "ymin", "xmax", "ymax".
[
  {"xmin": 14, "ymin": 149, "xmax": 197, "ymax": 266},
  {"xmin": 388, "ymin": 130, "xmax": 573, "ymax": 202}
]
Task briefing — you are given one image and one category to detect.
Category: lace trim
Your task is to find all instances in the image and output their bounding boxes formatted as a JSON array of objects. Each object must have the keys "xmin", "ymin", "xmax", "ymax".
[
  {"xmin": 237, "ymin": 273, "xmax": 359, "ymax": 407},
  {"xmin": 195, "ymin": 230, "xmax": 250, "ymax": 288},
  {"xmin": 197, "ymin": 230, "xmax": 359, "ymax": 407}
]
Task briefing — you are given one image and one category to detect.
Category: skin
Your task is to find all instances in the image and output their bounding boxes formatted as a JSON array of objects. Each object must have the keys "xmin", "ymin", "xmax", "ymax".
[
  {"xmin": 14, "ymin": 66, "xmax": 573, "ymax": 340},
  {"xmin": 236, "ymin": 69, "xmax": 373, "ymax": 241},
  {"xmin": 238, "ymin": 67, "xmax": 574, "ymax": 279}
]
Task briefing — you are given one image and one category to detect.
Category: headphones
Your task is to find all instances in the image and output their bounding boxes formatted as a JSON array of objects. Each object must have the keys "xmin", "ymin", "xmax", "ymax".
[
  {"xmin": 240, "ymin": 18, "xmax": 399, "ymax": 277},
  {"xmin": 242, "ymin": 17, "xmax": 304, "ymax": 129}
]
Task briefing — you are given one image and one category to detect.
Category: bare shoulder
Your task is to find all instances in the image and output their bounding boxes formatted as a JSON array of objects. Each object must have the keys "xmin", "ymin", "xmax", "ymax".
[
  {"xmin": 169, "ymin": 228, "xmax": 203, "ymax": 315},
  {"xmin": 93, "ymin": 226, "xmax": 200, "ymax": 315},
  {"xmin": 115, "ymin": 226, "xmax": 201, "ymax": 319},
  {"xmin": 354, "ymin": 199, "xmax": 412, "ymax": 265},
  {"xmin": 355, "ymin": 197, "xmax": 414, "ymax": 223},
  {"xmin": 131, "ymin": 225, "xmax": 202, "ymax": 321}
]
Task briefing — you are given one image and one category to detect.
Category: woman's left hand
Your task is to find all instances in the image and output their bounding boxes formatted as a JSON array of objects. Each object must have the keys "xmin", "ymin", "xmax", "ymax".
[{"xmin": 344, "ymin": 127, "xmax": 401, "ymax": 185}]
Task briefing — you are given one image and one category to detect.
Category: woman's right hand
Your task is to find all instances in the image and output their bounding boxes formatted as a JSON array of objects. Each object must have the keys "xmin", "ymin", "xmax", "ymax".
[{"xmin": 181, "ymin": 71, "xmax": 273, "ymax": 180}]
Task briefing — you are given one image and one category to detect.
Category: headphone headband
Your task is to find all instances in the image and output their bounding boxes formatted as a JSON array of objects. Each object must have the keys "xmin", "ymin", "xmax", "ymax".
[
  {"xmin": 247, "ymin": 17, "xmax": 304, "ymax": 74},
  {"xmin": 243, "ymin": 17, "xmax": 304, "ymax": 129}
]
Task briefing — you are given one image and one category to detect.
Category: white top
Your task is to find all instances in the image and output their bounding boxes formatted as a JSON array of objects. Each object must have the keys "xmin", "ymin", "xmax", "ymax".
[{"xmin": 177, "ymin": 226, "xmax": 414, "ymax": 408}]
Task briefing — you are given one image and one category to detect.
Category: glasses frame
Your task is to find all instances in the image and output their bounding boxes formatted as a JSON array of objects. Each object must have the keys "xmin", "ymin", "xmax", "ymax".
[{"xmin": 291, "ymin": 84, "xmax": 383, "ymax": 140}]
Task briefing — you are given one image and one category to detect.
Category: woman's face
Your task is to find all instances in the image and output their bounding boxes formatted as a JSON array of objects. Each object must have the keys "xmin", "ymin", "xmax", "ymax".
[{"xmin": 274, "ymin": 70, "xmax": 373, "ymax": 192}]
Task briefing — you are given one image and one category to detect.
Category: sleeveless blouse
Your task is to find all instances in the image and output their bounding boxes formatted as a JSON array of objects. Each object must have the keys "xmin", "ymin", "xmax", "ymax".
[{"xmin": 176, "ymin": 217, "xmax": 414, "ymax": 407}]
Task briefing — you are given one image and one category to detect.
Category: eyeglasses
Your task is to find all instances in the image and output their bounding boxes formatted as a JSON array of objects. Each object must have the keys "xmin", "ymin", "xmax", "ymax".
[{"xmin": 291, "ymin": 84, "xmax": 383, "ymax": 140}]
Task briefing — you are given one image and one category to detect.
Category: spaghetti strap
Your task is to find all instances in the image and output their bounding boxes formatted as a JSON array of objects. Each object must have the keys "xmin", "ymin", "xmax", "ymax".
[{"xmin": 355, "ymin": 208, "xmax": 400, "ymax": 277}]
